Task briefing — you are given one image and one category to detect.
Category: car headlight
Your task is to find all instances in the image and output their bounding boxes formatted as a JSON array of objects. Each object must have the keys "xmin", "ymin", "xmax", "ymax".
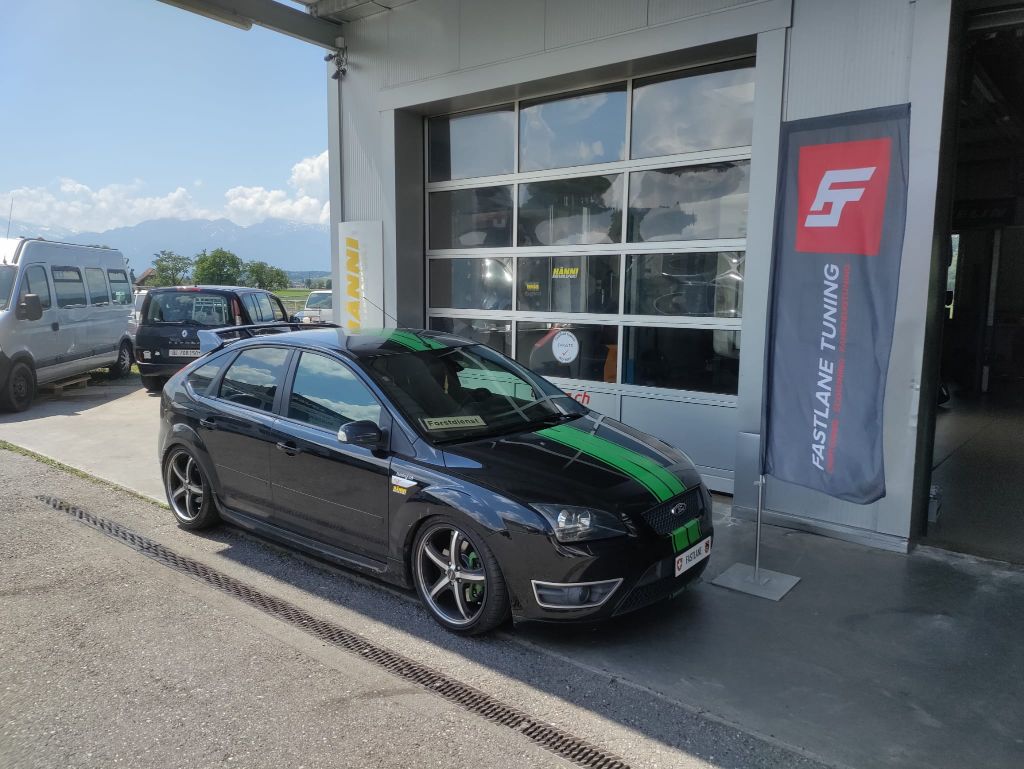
[{"xmin": 530, "ymin": 504, "xmax": 628, "ymax": 542}]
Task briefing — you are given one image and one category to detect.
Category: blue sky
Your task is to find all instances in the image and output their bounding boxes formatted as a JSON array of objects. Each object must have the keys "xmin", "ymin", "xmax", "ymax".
[{"xmin": 0, "ymin": 0, "xmax": 329, "ymax": 232}]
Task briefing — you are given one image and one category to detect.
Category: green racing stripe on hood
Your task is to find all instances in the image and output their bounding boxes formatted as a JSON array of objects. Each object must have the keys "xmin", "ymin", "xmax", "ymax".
[{"xmin": 537, "ymin": 423, "xmax": 686, "ymax": 503}]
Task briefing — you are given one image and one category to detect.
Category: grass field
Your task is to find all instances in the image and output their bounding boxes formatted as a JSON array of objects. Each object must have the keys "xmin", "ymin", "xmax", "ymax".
[{"xmin": 275, "ymin": 288, "xmax": 315, "ymax": 301}]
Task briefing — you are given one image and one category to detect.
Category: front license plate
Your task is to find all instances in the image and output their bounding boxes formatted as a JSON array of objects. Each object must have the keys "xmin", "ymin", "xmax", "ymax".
[
  {"xmin": 168, "ymin": 349, "xmax": 201, "ymax": 358},
  {"xmin": 675, "ymin": 537, "xmax": 712, "ymax": 577}
]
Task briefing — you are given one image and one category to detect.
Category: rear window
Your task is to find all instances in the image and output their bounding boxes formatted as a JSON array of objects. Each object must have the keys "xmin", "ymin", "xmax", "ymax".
[
  {"xmin": 145, "ymin": 291, "xmax": 230, "ymax": 326},
  {"xmin": 108, "ymin": 270, "xmax": 132, "ymax": 305},
  {"xmin": 306, "ymin": 292, "xmax": 332, "ymax": 310}
]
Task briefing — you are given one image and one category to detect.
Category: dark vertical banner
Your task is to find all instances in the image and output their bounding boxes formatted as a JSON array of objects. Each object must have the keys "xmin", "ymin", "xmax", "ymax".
[{"xmin": 764, "ymin": 105, "xmax": 911, "ymax": 504}]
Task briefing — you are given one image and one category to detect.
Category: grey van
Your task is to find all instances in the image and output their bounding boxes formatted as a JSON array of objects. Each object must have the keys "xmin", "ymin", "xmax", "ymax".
[{"xmin": 0, "ymin": 238, "xmax": 134, "ymax": 412}]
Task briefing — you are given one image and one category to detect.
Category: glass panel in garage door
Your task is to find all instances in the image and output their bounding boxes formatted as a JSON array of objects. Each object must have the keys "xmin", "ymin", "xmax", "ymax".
[
  {"xmin": 518, "ymin": 175, "xmax": 623, "ymax": 246},
  {"xmin": 519, "ymin": 84, "xmax": 627, "ymax": 172},
  {"xmin": 631, "ymin": 64, "xmax": 755, "ymax": 158},
  {"xmin": 428, "ymin": 317, "xmax": 512, "ymax": 355},
  {"xmin": 627, "ymin": 161, "xmax": 749, "ymax": 242},
  {"xmin": 623, "ymin": 327, "xmax": 740, "ymax": 394},
  {"xmin": 516, "ymin": 321, "xmax": 618, "ymax": 383},
  {"xmin": 428, "ymin": 106, "xmax": 515, "ymax": 182},
  {"xmin": 428, "ymin": 258, "xmax": 512, "ymax": 310},
  {"xmin": 625, "ymin": 252, "xmax": 743, "ymax": 318},
  {"xmin": 517, "ymin": 254, "xmax": 619, "ymax": 313},
  {"xmin": 429, "ymin": 186, "xmax": 513, "ymax": 249}
]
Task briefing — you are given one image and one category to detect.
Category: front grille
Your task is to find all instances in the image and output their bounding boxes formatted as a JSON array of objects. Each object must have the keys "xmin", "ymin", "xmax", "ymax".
[{"xmin": 640, "ymin": 487, "xmax": 705, "ymax": 535}]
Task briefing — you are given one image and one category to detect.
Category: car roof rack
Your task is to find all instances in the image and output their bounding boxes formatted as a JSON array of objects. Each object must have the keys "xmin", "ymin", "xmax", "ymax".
[{"xmin": 197, "ymin": 322, "xmax": 342, "ymax": 355}]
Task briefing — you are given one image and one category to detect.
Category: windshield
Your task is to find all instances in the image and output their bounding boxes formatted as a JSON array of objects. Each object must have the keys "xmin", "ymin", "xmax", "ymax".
[
  {"xmin": 305, "ymin": 292, "xmax": 332, "ymax": 310},
  {"xmin": 364, "ymin": 343, "xmax": 584, "ymax": 443},
  {"xmin": 0, "ymin": 266, "xmax": 14, "ymax": 311},
  {"xmin": 145, "ymin": 291, "xmax": 230, "ymax": 326}
]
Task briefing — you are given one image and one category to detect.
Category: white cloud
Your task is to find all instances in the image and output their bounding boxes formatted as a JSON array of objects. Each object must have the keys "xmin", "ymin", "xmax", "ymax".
[{"xmin": 2, "ymin": 150, "xmax": 330, "ymax": 233}]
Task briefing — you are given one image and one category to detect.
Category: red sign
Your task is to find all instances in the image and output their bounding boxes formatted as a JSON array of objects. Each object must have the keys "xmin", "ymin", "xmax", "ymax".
[{"xmin": 795, "ymin": 138, "xmax": 891, "ymax": 256}]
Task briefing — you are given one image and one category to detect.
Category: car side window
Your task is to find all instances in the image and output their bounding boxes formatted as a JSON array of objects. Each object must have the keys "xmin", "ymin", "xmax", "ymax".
[
  {"xmin": 218, "ymin": 347, "xmax": 290, "ymax": 412},
  {"xmin": 85, "ymin": 268, "xmax": 110, "ymax": 306},
  {"xmin": 107, "ymin": 269, "xmax": 132, "ymax": 305},
  {"xmin": 269, "ymin": 294, "xmax": 287, "ymax": 321},
  {"xmin": 20, "ymin": 265, "xmax": 52, "ymax": 309},
  {"xmin": 51, "ymin": 267, "xmax": 87, "ymax": 308},
  {"xmin": 187, "ymin": 356, "xmax": 228, "ymax": 396},
  {"xmin": 254, "ymin": 292, "xmax": 275, "ymax": 322},
  {"xmin": 288, "ymin": 352, "xmax": 382, "ymax": 432},
  {"xmin": 242, "ymin": 293, "xmax": 260, "ymax": 323}
]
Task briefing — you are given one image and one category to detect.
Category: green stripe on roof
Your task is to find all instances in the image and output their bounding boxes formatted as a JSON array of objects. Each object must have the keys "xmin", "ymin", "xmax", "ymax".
[
  {"xmin": 387, "ymin": 330, "xmax": 447, "ymax": 352},
  {"xmin": 538, "ymin": 424, "xmax": 685, "ymax": 503}
]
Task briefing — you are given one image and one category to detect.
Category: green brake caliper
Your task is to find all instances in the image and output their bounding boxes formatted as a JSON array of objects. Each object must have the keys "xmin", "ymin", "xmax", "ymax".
[{"xmin": 465, "ymin": 551, "xmax": 483, "ymax": 603}]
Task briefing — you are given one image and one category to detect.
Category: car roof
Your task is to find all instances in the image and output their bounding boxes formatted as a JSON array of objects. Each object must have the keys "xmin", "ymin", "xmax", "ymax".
[
  {"xmin": 230, "ymin": 327, "xmax": 476, "ymax": 359},
  {"xmin": 148, "ymin": 285, "xmax": 272, "ymax": 294}
]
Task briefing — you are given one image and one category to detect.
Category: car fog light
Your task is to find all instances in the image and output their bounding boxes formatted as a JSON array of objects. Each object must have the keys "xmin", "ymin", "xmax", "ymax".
[
  {"xmin": 532, "ymin": 578, "xmax": 622, "ymax": 610},
  {"xmin": 142, "ymin": 350, "xmax": 151, "ymax": 360}
]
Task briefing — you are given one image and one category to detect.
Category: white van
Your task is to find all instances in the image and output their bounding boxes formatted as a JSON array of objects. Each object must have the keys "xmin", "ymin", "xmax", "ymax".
[{"xmin": 0, "ymin": 238, "xmax": 134, "ymax": 412}]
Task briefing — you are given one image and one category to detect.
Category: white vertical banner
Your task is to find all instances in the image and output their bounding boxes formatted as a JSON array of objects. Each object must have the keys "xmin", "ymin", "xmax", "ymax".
[{"xmin": 334, "ymin": 221, "xmax": 383, "ymax": 331}]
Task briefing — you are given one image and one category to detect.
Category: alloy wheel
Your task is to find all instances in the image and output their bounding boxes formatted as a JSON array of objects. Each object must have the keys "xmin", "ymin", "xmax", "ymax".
[
  {"xmin": 416, "ymin": 524, "xmax": 487, "ymax": 627},
  {"xmin": 165, "ymin": 450, "xmax": 205, "ymax": 522}
]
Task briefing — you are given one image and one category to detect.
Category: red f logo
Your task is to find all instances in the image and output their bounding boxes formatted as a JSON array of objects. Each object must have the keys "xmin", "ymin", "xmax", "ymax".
[{"xmin": 796, "ymin": 138, "xmax": 892, "ymax": 256}]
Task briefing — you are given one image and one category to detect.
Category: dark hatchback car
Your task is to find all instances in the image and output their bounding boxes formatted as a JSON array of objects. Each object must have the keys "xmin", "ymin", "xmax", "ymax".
[
  {"xmin": 158, "ymin": 327, "xmax": 713, "ymax": 634},
  {"xmin": 136, "ymin": 286, "xmax": 290, "ymax": 392}
]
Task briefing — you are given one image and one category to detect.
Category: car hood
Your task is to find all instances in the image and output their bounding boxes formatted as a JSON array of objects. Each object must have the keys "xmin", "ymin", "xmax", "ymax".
[{"xmin": 439, "ymin": 413, "xmax": 702, "ymax": 517}]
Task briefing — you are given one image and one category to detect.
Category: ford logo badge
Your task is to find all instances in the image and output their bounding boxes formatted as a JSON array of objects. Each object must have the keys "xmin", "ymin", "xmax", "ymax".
[{"xmin": 671, "ymin": 502, "xmax": 688, "ymax": 516}]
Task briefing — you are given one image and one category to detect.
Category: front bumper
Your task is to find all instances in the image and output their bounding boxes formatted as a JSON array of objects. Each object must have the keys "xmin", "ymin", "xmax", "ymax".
[{"xmin": 500, "ymin": 512, "xmax": 714, "ymax": 624}]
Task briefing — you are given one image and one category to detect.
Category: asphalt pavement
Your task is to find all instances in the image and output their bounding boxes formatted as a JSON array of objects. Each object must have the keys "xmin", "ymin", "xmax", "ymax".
[{"xmin": 0, "ymin": 449, "xmax": 833, "ymax": 769}]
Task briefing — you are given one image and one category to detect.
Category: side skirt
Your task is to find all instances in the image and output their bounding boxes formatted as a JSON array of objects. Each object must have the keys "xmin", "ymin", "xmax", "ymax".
[{"xmin": 218, "ymin": 505, "xmax": 402, "ymax": 584}]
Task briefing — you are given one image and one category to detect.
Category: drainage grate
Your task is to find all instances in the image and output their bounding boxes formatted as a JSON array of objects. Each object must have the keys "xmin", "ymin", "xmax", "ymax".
[{"xmin": 37, "ymin": 495, "xmax": 629, "ymax": 769}]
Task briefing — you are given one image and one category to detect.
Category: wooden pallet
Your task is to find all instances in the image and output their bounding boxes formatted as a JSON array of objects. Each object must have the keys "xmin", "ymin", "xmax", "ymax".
[{"xmin": 39, "ymin": 374, "xmax": 92, "ymax": 396}]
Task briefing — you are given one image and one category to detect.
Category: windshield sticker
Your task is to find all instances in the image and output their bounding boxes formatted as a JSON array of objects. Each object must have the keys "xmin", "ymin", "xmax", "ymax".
[{"xmin": 421, "ymin": 415, "xmax": 486, "ymax": 431}]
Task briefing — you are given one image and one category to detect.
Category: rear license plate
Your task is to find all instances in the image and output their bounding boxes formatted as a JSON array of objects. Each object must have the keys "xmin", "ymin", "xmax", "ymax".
[
  {"xmin": 675, "ymin": 537, "xmax": 712, "ymax": 577},
  {"xmin": 168, "ymin": 349, "xmax": 201, "ymax": 358}
]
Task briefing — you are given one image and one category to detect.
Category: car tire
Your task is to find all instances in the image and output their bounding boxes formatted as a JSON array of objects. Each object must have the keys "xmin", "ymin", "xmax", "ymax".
[
  {"xmin": 0, "ymin": 361, "xmax": 35, "ymax": 413},
  {"xmin": 108, "ymin": 341, "xmax": 133, "ymax": 379},
  {"xmin": 141, "ymin": 375, "xmax": 164, "ymax": 393},
  {"xmin": 163, "ymin": 447, "xmax": 220, "ymax": 530},
  {"xmin": 412, "ymin": 515, "xmax": 510, "ymax": 635}
]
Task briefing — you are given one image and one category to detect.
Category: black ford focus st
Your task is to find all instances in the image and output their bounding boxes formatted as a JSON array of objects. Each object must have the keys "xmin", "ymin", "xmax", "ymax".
[{"xmin": 158, "ymin": 327, "xmax": 713, "ymax": 634}]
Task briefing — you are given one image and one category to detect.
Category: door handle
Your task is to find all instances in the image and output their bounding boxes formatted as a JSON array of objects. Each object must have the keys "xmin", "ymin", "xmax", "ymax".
[
  {"xmin": 51, "ymin": 322, "xmax": 59, "ymax": 331},
  {"xmin": 199, "ymin": 418, "xmax": 217, "ymax": 429},
  {"xmin": 276, "ymin": 441, "xmax": 300, "ymax": 456}
]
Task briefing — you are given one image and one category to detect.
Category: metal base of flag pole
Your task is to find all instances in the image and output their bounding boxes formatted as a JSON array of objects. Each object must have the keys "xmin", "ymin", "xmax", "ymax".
[{"xmin": 712, "ymin": 475, "xmax": 800, "ymax": 601}]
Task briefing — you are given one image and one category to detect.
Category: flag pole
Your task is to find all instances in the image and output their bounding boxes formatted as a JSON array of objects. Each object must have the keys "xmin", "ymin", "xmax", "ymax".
[{"xmin": 712, "ymin": 117, "xmax": 800, "ymax": 601}]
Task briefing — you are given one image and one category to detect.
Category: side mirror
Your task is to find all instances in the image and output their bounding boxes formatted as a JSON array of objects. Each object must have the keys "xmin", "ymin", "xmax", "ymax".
[
  {"xmin": 338, "ymin": 420, "xmax": 383, "ymax": 447},
  {"xmin": 290, "ymin": 314, "xmax": 301, "ymax": 323},
  {"xmin": 16, "ymin": 293, "xmax": 43, "ymax": 321}
]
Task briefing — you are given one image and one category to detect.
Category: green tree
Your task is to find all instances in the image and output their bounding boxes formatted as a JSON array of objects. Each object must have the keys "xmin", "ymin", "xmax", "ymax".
[
  {"xmin": 152, "ymin": 250, "xmax": 193, "ymax": 286},
  {"xmin": 243, "ymin": 261, "xmax": 290, "ymax": 291},
  {"xmin": 193, "ymin": 248, "xmax": 244, "ymax": 286}
]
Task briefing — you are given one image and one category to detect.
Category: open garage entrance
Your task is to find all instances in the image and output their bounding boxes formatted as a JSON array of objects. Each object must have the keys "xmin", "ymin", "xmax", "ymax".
[{"xmin": 926, "ymin": 7, "xmax": 1024, "ymax": 563}]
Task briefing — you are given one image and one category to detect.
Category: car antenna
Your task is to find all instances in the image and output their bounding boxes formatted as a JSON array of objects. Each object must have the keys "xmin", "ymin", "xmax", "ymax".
[{"xmin": 361, "ymin": 294, "xmax": 402, "ymax": 327}]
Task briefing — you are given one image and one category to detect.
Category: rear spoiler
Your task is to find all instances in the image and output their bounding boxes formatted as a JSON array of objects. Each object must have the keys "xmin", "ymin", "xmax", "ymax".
[{"xmin": 197, "ymin": 322, "xmax": 341, "ymax": 355}]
